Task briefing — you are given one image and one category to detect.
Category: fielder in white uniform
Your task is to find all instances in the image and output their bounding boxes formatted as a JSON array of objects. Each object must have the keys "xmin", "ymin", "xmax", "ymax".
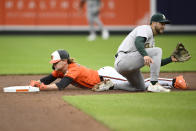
[
  {"xmin": 114, "ymin": 13, "xmax": 173, "ymax": 92},
  {"xmin": 98, "ymin": 66, "xmax": 185, "ymax": 91},
  {"xmin": 80, "ymin": 0, "xmax": 109, "ymax": 41}
]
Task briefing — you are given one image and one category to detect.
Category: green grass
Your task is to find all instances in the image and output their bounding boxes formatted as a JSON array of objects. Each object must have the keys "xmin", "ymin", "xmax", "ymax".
[
  {"xmin": 63, "ymin": 91, "xmax": 196, "ymax": 131},
  {"xmin": 0, "ymin": 34, "xmax": 196, "ymax": 74}
]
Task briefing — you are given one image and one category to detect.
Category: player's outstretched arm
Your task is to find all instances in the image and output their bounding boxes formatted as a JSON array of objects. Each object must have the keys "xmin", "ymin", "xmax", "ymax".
[
  {"xmin": 161, "ymin": 56, "xmax": 175, "ymax": 66},
  {"xmin": 33, "ymin": 76, "xmax": 73, "ymax": 91},
  {"xmin": 161, "ymin": 43, "xmax": 191, "ymax": 66}
]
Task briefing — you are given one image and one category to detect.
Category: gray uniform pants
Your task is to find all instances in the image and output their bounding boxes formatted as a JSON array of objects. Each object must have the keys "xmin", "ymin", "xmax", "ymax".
[{"xmin": 114, "ymin": 47, "xmax": 162, "ymax": 91}]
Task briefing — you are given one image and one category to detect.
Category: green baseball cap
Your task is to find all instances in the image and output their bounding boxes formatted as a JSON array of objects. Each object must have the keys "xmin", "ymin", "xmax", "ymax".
[{"xmin": 150, "ymin": 13, "xmax": 170, "ymax": 24}]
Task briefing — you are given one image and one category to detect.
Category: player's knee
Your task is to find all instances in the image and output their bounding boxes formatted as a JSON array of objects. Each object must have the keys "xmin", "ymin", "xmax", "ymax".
[{"xmin": 154, "ymin": 47, "xmax": 162, "ymax": 55}]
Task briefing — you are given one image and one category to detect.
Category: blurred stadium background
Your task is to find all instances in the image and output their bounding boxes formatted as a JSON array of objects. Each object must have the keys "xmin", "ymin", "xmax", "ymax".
[{"xmin": 0, "ymin": 0, "xmax": 196, "ymax": 32}]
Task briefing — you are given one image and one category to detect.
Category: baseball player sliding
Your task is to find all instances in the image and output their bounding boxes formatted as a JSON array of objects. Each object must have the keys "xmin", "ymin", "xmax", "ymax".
[
  {"xmin": 114, "ymin": 13, "xmax": 191, "ymax": 92},
  {"xmin": 30, "ymin": 49, "xmax": 188, "ymax": 92}
]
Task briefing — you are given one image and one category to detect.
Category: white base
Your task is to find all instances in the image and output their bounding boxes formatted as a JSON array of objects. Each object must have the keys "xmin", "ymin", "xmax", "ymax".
[{"xmin": 3, "ymin": 86, "xmax": 40, "ymax": 92}]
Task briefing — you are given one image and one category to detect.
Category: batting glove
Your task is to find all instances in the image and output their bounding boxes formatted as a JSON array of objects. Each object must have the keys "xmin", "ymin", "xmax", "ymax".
[
  {"xmin": 30, "ymin": 80, "xmax": 41, "ymax": 87},
  {"xmin": 39, "ymin": 83, "xmax": 47, "ymax": 90}
]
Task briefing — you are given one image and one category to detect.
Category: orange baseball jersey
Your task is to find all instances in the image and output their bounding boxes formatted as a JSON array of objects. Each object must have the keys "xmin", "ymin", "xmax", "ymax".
[{"xmin": 52, "ymin": 63, "xmax": 101, "ymax": 88}]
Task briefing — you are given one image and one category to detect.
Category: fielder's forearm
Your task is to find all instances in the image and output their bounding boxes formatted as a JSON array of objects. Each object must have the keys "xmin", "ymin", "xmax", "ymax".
[{"xmin": 161, "ymin": 57, "xmax": 172, "ymax": 66}]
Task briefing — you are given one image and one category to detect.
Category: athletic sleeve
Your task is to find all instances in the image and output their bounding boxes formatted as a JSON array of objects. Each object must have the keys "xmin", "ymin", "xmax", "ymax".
[
  {"xmin": 135, "ymin": 36, "xmax": 148, "ymax": 56},
  {"xmin": 52, "ymin": 70, "xmax": 64, "ymax": 78},
  {"xmin": 161, "ymin": 57, "xmax": 172, "ymax": 66},
  {"xmin": 40, "ymin": 74, "xmax": 57, "ymax": 85},
  {"xmin": 55, "ymin": 76, "xmax": 73, "ymax": 90}
]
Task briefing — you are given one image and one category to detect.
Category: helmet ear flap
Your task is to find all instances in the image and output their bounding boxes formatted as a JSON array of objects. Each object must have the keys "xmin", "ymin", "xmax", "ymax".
[{"xmin": 52, "ymin": 65, "xmax": 55, "ymax": 70}]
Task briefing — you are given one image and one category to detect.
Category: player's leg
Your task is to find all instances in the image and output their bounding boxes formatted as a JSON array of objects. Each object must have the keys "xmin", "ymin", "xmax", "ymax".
[
  {"xmin": 87, "ymin": 8, "xmax": 96, "ymax": 41},
  {"xmin": 93, "ymin": 15, "xmax": 109, "ymax": 39},
  {"xmin": 121, "ymin": 69, "xmax": 146, "ymax": 91},
  {"xmin": 114, "ymin": 52, "xmax": 146, "ymax": 91},
  {"xmin": 114, "ymin": 52, "xmax": 144, "ymax": 72},
  {"xmin": 146, "ymin": 47, "xmax": 162, "ymax": 82},
  {"xmin": 91, "ymin": 5, "xmax": 109, "ymax": 39},
  {"xmin": 145, "ymin": 77, "xmax": 173, "ymax": 88},
  {"xmin": 144, "ymin": 48, "xmax": 170, "ymax": 92},
  {"xmin": 115, "ymin": 49, "xmax": 170, "ymax": 92},
  {"xmin": 114, "ymin": 53, "xmax": 146, "ymax": 91},
  {"xmin": 93, "ymin": 11, "xmax": 103, "ymax": 29},
  {"xmin": 90, "ymin": 0, "xmax": 102, "ymax": 28},
  {"xmin": 115, "ymin": 48, "xmax": 162, "ymax": 82},
  {"xmin": 145, "ymin": 75, "xmax": 188, "ymax": 89},
  {"xmin": 98, "ymin": 66, "xmax": 142, "ymax": 91},
  {"xmin": 98, "ymin": 66, "xmax": 127, "ymax": 80},
  {"xmin": 99, "ymin": 66, "xmax": 173, "ymax": 89}
]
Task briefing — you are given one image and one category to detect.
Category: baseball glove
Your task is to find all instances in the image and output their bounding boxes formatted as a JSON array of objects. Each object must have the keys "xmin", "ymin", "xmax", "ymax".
[{"xmin": 171, "ymin": 43, "xmax": 191, "ymax": 62}]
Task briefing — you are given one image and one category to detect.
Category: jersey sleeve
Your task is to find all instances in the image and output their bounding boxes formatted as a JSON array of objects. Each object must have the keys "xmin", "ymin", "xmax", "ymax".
[
  {"xmin": 135, "ymin": 26, "xmax": 152, "ymax": 39},
  {"xmin": 52, "ymin": 70, "xmax": 64, "ymax": 78},
  {"xmin": 135, "ymin": 36, "xmax": 148, "ymax": 56},
  {"xmin": 40, "ymin": 74, "xmax": 57, "ymax": 85},
  {"xmin": 55, "ymin": 76, "xmax": 73, "ymax": 90}
]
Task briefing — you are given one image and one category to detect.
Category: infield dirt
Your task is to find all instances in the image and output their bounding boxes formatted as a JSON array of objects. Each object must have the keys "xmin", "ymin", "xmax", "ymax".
[{"xmin": 0, "ymin": 72, "xmax": 195, "ymax": 131}]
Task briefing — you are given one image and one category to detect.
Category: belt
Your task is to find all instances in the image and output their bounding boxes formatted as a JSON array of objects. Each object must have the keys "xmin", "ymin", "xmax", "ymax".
[
  {"xmin": 99, "ymin": 76, "xmax": 104, "ymax": 81},
  {"xmin": 115, "ymin": 51, "xmax": 132, "ymax": 58}
]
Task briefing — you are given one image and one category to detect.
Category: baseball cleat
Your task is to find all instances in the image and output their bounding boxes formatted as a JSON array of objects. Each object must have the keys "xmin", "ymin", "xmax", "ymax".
[
  {"xmin": 174, "ymin": 75, "xmax": 188, "ymax": 89},
  {"xmin": 147, "ymin": 83, "xmax": 170, "ymax": 92},
  {"xmin": 88, "ymin": 33, "xmax": 96, "ymax": 41},
  {"xmin": 92, "ymin": 79, "xmax": 114, "ymax": 92},
  {"xmin": 102, "ymin": 29, "xmax": 109, "ymax": 40}
]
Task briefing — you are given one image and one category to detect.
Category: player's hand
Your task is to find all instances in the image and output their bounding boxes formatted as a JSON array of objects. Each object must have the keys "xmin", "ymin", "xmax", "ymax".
[
  {"xmin": 30, "ymin": 80, "xmax": 41, "ymax": 87},
  {"xmin": 144, "ymin": 56, "xmax": 153, "ymax": 66},
  {"xmin": 39, "ymin": 83, "xmax": 47, "ymax": 90},
  {"xmin": 171, "ymin": 56, "xmax": 177, "ymax": 62}
]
